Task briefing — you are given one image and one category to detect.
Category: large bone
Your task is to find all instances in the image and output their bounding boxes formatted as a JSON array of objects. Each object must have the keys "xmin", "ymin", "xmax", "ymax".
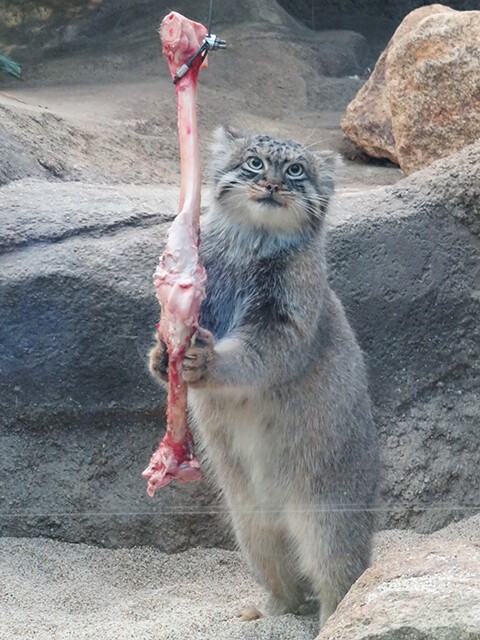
[{"xmin": 142, "ymin": 12, "xmax": 208, "ymax": 496}]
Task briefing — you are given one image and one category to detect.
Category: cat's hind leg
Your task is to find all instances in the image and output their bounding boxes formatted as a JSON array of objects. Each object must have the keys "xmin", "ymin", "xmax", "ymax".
[
  {"xmin": 286, "ymin": 504, "xmax": 373, "ymax": 630},
  {"xmin": 232, "ymin": 511, "xmax": 306, "ymax": 620}
]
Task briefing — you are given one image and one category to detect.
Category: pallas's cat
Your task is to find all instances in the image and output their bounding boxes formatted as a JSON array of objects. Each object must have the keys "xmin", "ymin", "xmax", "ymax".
[{"xmin": 150, "ymin": 127, "xmax": 379, "ymax": 632}]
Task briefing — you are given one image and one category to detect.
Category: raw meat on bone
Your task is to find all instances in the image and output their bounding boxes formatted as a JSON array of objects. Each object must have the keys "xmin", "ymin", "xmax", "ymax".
[{"xmin": 142, "ymin": 12, "xmax": 209, "ymax": 496}]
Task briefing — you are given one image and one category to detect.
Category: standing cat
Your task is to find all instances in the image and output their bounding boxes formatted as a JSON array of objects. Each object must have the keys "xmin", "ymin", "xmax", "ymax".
[{"xmin": 150, "ymin": 127, "xmax": 379, "ymax": 632}]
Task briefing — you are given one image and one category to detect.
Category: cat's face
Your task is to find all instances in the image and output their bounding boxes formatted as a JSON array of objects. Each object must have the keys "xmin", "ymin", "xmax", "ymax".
[{"xmin": 210, "ymin": 127, "xmax": 335, "ymax": 234}]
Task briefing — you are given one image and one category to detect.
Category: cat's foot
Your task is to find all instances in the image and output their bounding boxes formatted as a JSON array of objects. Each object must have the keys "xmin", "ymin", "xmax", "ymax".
[
  {"xmin": 182, "ymin": 329, "xmax": 215, "ymax": 386},
  {"xmin": 236, "ymin": 592, "xmax": 303, "ymax": 622},
  {"xmin": 236, "ymin": 605, "xmax": 263, "ymax": 622}
]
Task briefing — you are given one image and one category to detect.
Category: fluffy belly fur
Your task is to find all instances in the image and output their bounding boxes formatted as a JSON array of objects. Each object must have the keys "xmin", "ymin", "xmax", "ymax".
[{"xmin": 188, "ymin": 389, "xmax": 291, "ymax": 510}]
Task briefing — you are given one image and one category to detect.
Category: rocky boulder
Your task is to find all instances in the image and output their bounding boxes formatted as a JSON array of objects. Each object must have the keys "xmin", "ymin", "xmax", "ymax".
[
  {"xmin": 1, "ymin": 142, "xmax": 478, "ymax": 549},
  {"xmin": 279, "ymin": 1, "xmax": 479, "ymax": 49},
  {"xmin": 318, "ymin": 521, "xmax": 480, "ymax": 639},
  {"xmin": 341, "ymin": 5, "xmax": 454, "ymax": 164},
  {"xmin": 341, "ymin": 5, "xmax": 480, "ymax": 174}
]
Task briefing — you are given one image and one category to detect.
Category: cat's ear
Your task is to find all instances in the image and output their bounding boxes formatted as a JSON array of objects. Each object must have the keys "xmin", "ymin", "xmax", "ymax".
[
  {"xmin": 211, "ymin": 125, "xmax": 245, "ymax": 154},
  {"xmin": 313, "ymin": 150, "xmax": 338, "ymax": 173},
  {"xmin": 312, "ymin": 151, "xmax": 338, "ymax": 196},
  {"xmin": 210, "ymin": 126, "xmax": 246, "ymax": 180}
]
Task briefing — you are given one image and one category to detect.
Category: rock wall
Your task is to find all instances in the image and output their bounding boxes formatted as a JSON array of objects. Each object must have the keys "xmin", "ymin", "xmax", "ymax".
[
  {"xmin": 1, "ymin": 143, "xmax": 478, "ymax": 550},
  {"xmin": 279, "ymin": 0, "xmax": 480, "ymax": 53},
  {"xmin": 0, "ymin": 0, "xmax": 303, "ymax": 61},
  {"xmin": 3, "ymin": 0, "xmax": 479, "ymax": 60}
]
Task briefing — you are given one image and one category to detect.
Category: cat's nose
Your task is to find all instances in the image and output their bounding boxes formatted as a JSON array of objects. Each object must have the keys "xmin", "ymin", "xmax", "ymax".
[{"xmin": 265, "ymin": 182, "xmax": 280, "ymax": 193}]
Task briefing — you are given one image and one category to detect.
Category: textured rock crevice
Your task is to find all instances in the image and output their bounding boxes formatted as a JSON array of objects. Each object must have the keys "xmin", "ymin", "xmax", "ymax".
[{"xmin": 319, "ymin": 532, "xmax": 480, "ymax": 639}]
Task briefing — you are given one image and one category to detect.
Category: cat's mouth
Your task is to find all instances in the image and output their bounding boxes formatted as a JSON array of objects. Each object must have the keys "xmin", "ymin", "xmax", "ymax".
[{"xmin": 253, "ymin": 194, "xmax": 284, "ymax": 208}]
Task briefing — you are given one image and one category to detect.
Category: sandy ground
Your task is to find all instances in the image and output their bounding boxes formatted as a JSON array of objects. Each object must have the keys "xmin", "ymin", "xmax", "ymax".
[
  {"xmin": 0, "ymin": 80, "xmax": 403, "ymax": 192},
  {"xmin": 2, "ymin": 516, "xmax": 479, "ymax": 640},
  {"xmin": 1, "ymin": 539, "xmax": 312, "ymax": 640}
]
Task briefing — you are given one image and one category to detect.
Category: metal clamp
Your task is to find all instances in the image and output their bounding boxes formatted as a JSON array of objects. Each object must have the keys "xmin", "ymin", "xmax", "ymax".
[
  {"xmin": 173, "ymin": 34, "xmax": 226, "ymax": 84},
  {"xmin": 204, "ymin": 34, "xmax": 227, "ymax": 51}
]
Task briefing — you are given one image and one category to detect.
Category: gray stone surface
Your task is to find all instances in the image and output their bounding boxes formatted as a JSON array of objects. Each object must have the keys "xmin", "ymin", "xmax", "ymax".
[
  {"xmin": 0, "ymin": 143, "xmax": 478, "ymax": 549},
  {"xmin": 279, "ymin": 0, "xmax": 480, "ymax": 53},
  {"xmin": 0, "ymin": 122, "xmax": 45, "ymax": 186},
  {"xmin": 0, "ymin": 181, "xmax": 227, "ymax": 552},
  {"xmin": 328, "ymin": 144, "xmax": 480, "ymax": 533}
]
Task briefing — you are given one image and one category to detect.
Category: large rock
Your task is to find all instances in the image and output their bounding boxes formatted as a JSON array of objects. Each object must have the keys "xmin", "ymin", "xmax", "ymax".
[
  {"xmin": 329, "ymin": 143, "xmax": 480, "ymax": 533},
  {"xmin": 318, "ymin": 526, "xmax": 480, "ymax": 639},
  {"xmin": 341, "ymin": 5, "xmax": 454, "ymax": 164},
  {"xmin": 0, "ymin": 142, "xmax": 478, "ymax": 549},
  {"xmin": 386, "ymin": 9, "xmax": 480, "ymax": 175},
  {"xmin": 341, "ymin": 5, "xmax": 480, "ymax": 174},
  {"xmin": 278, "ymin": 0, "xmax": 479, "ymax": 45}
]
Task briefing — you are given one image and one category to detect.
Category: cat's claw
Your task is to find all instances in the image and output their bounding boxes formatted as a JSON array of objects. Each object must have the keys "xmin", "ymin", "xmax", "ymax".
[{"xmin": 182, "ymin": 329, "xmax": 215, "ymax": 384}]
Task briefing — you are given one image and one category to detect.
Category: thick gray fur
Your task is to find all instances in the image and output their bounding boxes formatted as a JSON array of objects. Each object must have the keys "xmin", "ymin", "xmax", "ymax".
[{"xmin": 150, "ymin": 127, "xmax": 379, "ymax": 632}]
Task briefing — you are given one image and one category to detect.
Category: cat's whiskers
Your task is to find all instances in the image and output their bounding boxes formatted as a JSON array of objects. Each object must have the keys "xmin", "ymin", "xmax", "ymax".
[
  {"xmin": 304, "ymin": 191, "xmax": 330, "ymax": 204},
  {"xmin": 287, "ymin": 200, "xmax": 303, "ymax": 224},
  {"xmin": 299, "ymin": 140, "xmax": 323, "ymax": 154},
  {"xmin": 301, "ymin": 125, "xmax": 320, "ymax": 148}
]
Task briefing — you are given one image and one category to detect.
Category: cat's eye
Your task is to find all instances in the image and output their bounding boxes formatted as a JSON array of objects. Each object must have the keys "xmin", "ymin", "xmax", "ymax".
[
  {"xmin": 245, "ymin": 156, "xmax": 264, "ymax": 172},
  {"xmin": 286, "ymin": 163, "xmax": 305, "ymax": 178}
]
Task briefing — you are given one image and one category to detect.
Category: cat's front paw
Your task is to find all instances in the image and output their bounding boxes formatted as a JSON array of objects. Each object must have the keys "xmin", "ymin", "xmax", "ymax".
[
  {"xmin": 182, "ymin": 329, "xmax": 215, "ymax": 386},
  {"xmin": 149, "ymin": 339, "xmax": 169, "ymax": 382}
]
